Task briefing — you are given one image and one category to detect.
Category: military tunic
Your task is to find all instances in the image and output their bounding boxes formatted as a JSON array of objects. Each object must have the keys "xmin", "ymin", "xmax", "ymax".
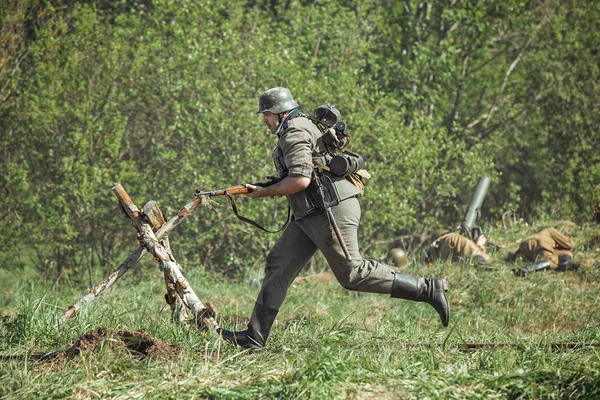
[
  {"xmin": 517, "ymin": 228, "xmax": 574, "ymax": 267},
  {"xmin": 256, "ymin": 114, "xmax": 398, "ymax": 310},
  {"xmin": 427, "ymin": 232, "xmax": 490, "ymax": 263}
]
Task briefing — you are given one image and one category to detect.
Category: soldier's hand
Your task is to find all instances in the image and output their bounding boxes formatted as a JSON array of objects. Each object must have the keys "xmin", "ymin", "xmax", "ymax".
[{"xmin": 243, "ymin": 183, "xmax": 266, "ymax": 199}]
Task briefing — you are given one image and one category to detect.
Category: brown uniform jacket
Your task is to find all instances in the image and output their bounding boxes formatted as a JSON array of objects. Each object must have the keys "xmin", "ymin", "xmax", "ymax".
[
  {"xmin": 427, "ymin": 232, "xmax": 489, "ymax": 263},
  {"xmin": 517, "ymin": 228, "xmax": 574, "ymax": 267}
]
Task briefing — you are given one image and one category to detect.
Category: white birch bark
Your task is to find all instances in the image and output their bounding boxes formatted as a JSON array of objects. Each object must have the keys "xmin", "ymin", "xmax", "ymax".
[
  {"xmin": 113, "ymin": 184, "xmax": 219, "ymax": 331},
  {"xmin": 60, "ymin": 187, "xmax": 208, "ymax": 324}
]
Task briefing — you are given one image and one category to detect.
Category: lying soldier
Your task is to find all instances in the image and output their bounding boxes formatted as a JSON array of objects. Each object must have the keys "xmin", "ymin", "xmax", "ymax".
[
  {"xmin": 426, "ymin": 229, "xmax": 494, "ymax": 269},
  {"xmin": 510, "ymin": 228, "xmax": 576, "ymax": 277}
]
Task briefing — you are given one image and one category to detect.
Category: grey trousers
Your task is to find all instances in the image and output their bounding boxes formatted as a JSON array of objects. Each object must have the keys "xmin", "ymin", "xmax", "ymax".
[{"xmin": 257, "ymin": 197, "xmax": 396, "ymax": 310}]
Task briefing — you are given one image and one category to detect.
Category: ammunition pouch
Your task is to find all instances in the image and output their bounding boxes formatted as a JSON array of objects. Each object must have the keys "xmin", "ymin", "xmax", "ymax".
[
  {"xmin": 306, "ymin": 172, "xmax": 340, "ymax": 211},
  {"xmin": 286, "ymin": 169, "xmax": 360, "ymax": 220}
]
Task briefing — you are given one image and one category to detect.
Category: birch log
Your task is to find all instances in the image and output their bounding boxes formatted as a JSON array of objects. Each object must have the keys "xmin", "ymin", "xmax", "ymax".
[
  {"xmin": 143, "ymin": 201, "xmax": 187, "ymax": 323},
  {"xmin": 60, "ymin": 188, "xmax": 208, "ymax": 323},
  {"xmin": 60, "ymin": 246, "xmax": 147, "ymax": 322},
  {"xmin": 112, "ymin": 183, "xmax": 219, "ymax": 331}
]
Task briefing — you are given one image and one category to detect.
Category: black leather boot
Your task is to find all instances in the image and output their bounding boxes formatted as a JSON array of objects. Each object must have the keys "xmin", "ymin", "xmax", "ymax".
[
  {"xmin": 390, "ymin": 273, "xmax": 450, "ymax": 327},
  {"xmin": 512, "ymin": 260, "xmax": 551, "ymax": 277},
  {"xmin": 218, "ymin": 302, "xmax": 279, "ymax": 350}
]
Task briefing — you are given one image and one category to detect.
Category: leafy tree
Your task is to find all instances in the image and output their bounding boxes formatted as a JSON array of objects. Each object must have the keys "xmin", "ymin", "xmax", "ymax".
[{"xmin": 0, "ymin": 0, "xmax": 595, "ymax": 282}]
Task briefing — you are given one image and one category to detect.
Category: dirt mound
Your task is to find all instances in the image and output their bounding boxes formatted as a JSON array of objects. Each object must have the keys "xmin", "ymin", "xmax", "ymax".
[{"xmin": 30, "ymin": 327, "xmax": 181, "ymax": 363}]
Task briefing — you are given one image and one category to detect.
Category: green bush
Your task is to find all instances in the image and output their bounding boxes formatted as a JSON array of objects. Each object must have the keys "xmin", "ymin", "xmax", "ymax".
[{"xmin": 0, "ymin": 0, "xmax": 597, "ymax": 281}]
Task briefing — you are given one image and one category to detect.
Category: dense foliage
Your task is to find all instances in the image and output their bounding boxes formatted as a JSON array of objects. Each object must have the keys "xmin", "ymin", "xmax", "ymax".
[{"xmin": 1, "ymin": 0, "xmax": 598, "ymax": 280}]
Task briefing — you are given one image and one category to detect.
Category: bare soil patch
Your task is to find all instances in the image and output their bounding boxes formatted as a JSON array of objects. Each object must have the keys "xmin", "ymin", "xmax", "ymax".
[{"xmin": 29, "ymin": 327, "xmax": 182, "ymax": 363}]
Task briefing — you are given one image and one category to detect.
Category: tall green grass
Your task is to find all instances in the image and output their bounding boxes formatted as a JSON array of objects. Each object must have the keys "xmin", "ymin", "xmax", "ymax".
[{"xmin": 1, "ymin": 221, "xmax": 599, "ymax": 399}]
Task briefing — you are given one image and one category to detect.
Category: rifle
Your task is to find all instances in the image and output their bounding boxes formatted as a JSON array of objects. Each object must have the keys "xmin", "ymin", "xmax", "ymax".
[
  {"xmin": 194, "ymin": 177, "xmax": 288, "ymax": 233},
  {"xmin": 313, "ymin": 170, "xmax": 352, "ymax": 260},
  {"xmin": 459, "ymin": 176, "xmax": 490, "ymax": 240},
  {"xmin": 195, "ymin": 177, "xmax": 281, "ymax": 197}
]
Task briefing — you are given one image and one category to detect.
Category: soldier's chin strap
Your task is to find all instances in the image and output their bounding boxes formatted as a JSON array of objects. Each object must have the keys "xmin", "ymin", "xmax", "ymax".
[
  {"xmin": 224, "ymin": 191, "xmax": 290, "ymax": 233},
  {"xmin": 275, "ymin": 108, "xmax": 300, "ymax": 136}
]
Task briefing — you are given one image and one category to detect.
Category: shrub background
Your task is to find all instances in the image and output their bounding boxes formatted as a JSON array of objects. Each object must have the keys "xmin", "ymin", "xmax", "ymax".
[{"xmin": 1, "ymin": 0, "xmax": 598, "ymax": 281}]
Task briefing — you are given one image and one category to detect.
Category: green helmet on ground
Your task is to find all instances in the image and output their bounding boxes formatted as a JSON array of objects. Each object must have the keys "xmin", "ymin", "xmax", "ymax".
[
  {"xmin": 389, "ymin": 248, "xmax": 408, "ymax": 267},
  {"xmin": 257, "ymin": 87, "xmax": 299, "ymax": 114}
]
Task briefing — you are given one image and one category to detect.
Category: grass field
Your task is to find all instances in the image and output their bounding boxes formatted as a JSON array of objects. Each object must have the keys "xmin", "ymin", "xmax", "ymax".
[{"xmin": 1, "ymin": 220, "xmax": 599, "ymax": 399}]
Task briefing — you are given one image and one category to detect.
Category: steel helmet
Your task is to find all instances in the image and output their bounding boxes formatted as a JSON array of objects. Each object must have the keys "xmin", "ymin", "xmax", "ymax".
[
  {"xmin": 389, "ymin": 248, "xmax": 408, "ymax": 267},
  {"xmin": 257, "ymin": 87, "xmax": 299, "ymax": 114}
]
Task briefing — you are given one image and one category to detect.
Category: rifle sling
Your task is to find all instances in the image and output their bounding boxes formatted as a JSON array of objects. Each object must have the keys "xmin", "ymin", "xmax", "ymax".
[{"xmin": 225, "ymin": 192, "xmax": 290, "ymax": 233}]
